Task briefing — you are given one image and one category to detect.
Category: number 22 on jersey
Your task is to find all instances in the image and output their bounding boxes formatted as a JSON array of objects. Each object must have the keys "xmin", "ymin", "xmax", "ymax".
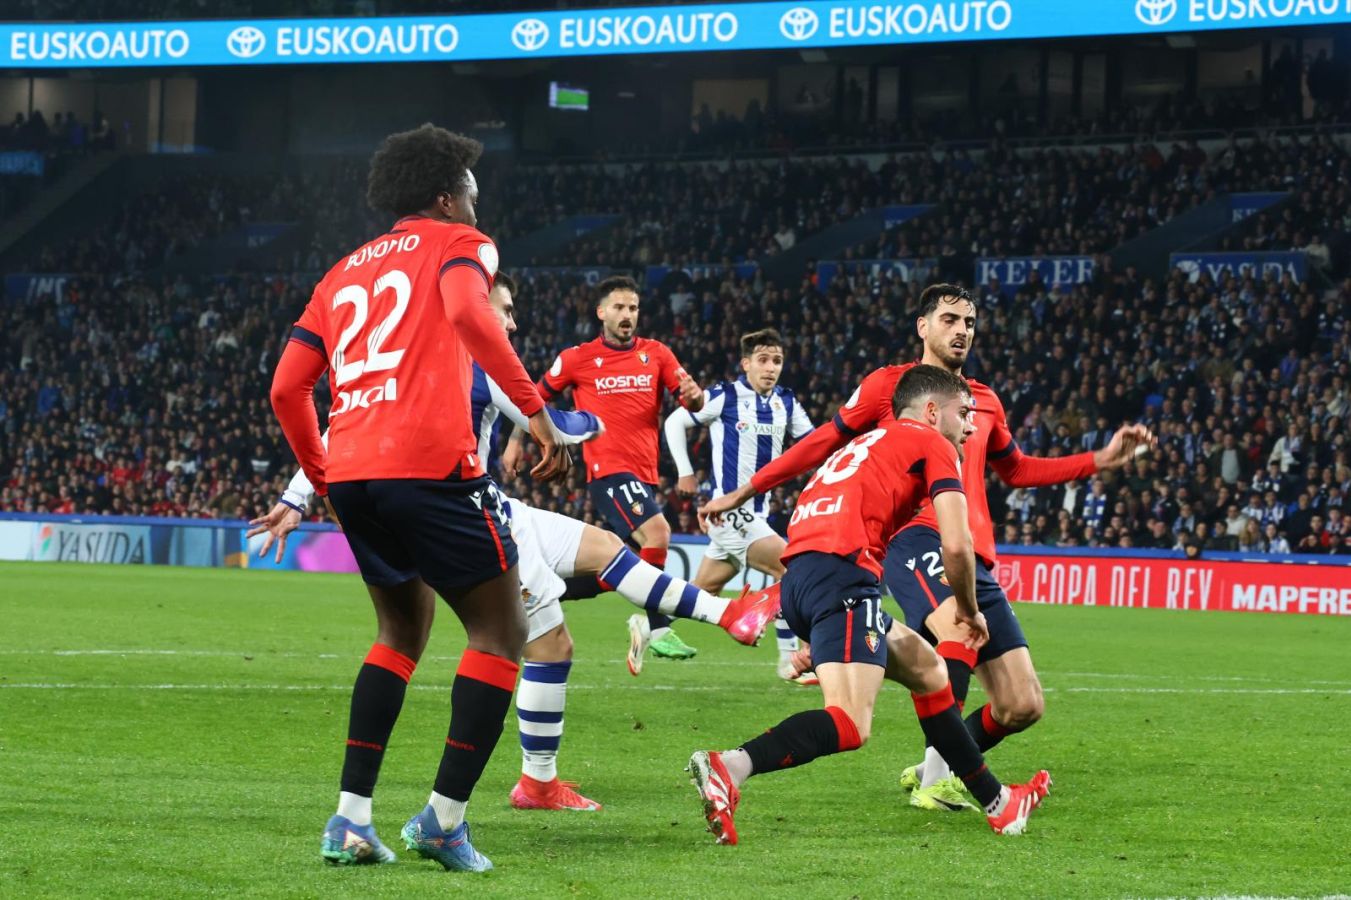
[{"xmin": 329, "ymin": 269, "xmax": 411, "ymax": 417}]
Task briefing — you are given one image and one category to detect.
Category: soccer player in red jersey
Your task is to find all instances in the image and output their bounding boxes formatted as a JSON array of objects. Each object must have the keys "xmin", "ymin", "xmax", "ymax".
[
  {"xmin": 534, "ymin": 275, "xmax": 706, "ymax": 673},
  {"xmin": 703, "ymin": 283, "xmax": 1152, "ymax": 811},
  {"xmin": 269, "ymin": 124, "xmax": 570, "ymax": 873},
  {"xmin": 688, "ymin": 366, "xmax": 1050, "ymax": 843}
]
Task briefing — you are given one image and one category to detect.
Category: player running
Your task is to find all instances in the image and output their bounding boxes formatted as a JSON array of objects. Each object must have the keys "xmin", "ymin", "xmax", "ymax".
[
  {"xmin": 688, "ymin": 366, "xmax": 1051, "ymax": 844},
  {"xmin": 702, "ymin": 283, "xmax": 1152, "ymax": 812},
  {"xmin": 664, "ymin": 328, "xmax": 816, "ymax": 684},
  {"xmin": 532, "ymin": 275, "xmax": 705, "ymax": 673},
  {"xmin": 270, "ymin": 124, "xmax": 571, "ymax": 873},
  {"xmin": 254, "ymin": 273, "xmax": 777, "ymax": 815}
]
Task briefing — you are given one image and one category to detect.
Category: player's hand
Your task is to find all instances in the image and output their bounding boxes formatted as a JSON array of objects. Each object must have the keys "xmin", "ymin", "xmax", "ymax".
[
  {"xmin": 528, "ymin": 409, "xmax": 573, "ymax": 483},
  {"xmin": 698, "ymin": 484, "xmax": 754, "ymax": 529},
  {"xmin": 676, "ymin": 474, "xmax": 697, "ymax": 497},
  {"xmin": 501, "ymin": 434, "xmax": 525, "ymax": 483},
  {"xmin": 1094, "ymin": 424, "xmax": 1156, "ymax": 470},
  {"xmin": 788, "ymin": 643, "xmax": 814, "ymax": 678},
  {"xmin": 953, "ymin": 609, "xmax": 989, "ymax": 651},
  {"xmin": 247, "ymin": 502, "xmax": 303, "ymax": 563},
  {"xmin": 677, "ymin": 371, "xmax": 703, "ymax": 408}
]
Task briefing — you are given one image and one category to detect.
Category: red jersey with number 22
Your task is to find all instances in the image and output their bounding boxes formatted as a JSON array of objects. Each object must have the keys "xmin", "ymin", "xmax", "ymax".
[
  {"xmin": 784, "ymin": 418, "xmax": 964, "ymax": 579},
  {"xmin": 291, "ymin": 216, "xmax": 531, "ymax": 484},
  {"xmin": 540, "ymin": 336, "xmax": 690, "ymax": 483}
]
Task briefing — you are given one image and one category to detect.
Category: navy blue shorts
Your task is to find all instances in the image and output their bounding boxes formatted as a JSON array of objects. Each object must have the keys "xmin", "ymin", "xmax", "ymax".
[
  {"xmin": 883, "ymin": 526, "xmax": 1028, "ymax": 665},
  {"xmin": 780, "ymin": 551, "xmax": 894, "ymax": 668},
  {"xmin": 327, "ymin": 476, "xmax": 518, "ymax": 591},
  {"xmin": 587, "ymin": 473, "xmax": 663, "ymax": 542}
]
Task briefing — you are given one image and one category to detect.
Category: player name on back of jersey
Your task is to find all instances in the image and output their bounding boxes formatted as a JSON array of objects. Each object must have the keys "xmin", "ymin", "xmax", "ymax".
[{"xmin": 342, "ymin": 232, "xmax": 422, "ymax": 272}]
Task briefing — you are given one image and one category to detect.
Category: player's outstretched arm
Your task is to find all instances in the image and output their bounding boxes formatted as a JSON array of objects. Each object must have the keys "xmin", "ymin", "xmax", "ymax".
[
  {"xmin": 487, "ymin": 376, "xmax": 602, "ymax": 446},
  {"xmin": 752, "ymin": 418, "xmax": 848, "ymax": 494},
  {"xmin": 270, "ymin": 339, "xmax": 329, "ymax": 496},
  {"xmin": 247, "ymin": 502, "xmax": 303, "ymax": 563},
  {"xmin": 931, "ymin": 490, "xmax": 988, "ymax": 650}
]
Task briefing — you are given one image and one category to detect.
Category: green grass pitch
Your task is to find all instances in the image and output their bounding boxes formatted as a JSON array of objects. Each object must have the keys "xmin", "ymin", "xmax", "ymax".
[{"xmin": 2, "ymin": 562, "xmax": 1349, "ymax": 898}]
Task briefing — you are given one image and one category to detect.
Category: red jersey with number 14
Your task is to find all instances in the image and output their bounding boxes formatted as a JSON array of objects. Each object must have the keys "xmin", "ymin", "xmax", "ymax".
[
  {"xmin": 290, "ymin": 216, "xmax": 535, "ymax": 484},
  {"xmin": 784, "ymin": 419, "xmax": 964, "ymax": 579},
  {"xmin": 540, "ymin": 336, "xmax": 690, "ymax": 483}
]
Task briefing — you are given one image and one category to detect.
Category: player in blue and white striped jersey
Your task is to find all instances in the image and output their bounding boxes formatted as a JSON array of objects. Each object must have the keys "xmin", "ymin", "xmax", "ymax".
[
  {"xmin": 664, "ymin": 328, "xmax": 815, "ymax": 684},
  {"xmin": 254, "ymin": 275, "xmax": 779, "ymax": 816}
]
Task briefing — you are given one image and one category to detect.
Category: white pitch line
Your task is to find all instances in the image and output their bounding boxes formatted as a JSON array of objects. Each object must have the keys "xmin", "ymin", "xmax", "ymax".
[{"xmin": 1, "ymin": 682, "xmax": 1348, "ymax": 696}]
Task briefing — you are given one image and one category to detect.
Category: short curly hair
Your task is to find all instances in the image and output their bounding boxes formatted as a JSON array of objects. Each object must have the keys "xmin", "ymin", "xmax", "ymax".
[{"xmin": 366, "ymin": 123, "xmax": 483, "ymax": 218}]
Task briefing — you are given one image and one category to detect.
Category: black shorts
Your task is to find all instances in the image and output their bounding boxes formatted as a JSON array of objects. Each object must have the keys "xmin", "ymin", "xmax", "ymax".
[
  {"xmin": 587, "ymin": 473, "xmax": 663, "ymax": 542},
  {"xmin": 883, "ymin": 526, "xmax": 1028, "ymax": 665},
  {"xmin": 327, "ymin": 476, "xmax": 517, "ymax": 590},
  {"xmin": 780, "ymin": 551, "xmax": 893, "ymax": 668}
]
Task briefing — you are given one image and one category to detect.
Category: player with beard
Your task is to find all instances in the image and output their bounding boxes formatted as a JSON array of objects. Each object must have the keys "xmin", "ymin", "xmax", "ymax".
[{"xmin": 702, "ymin": 283, "xmax": 1152, "ymax": 811}]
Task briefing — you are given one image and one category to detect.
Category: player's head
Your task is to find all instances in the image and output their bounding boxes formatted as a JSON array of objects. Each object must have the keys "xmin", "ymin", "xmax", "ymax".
[
  {"xmin": 366, "ymin": 123, "xmax": 483, "ymax": 226},
  {"xmin": 488, "ymin": 271, "xmax": 518, "ymax": 336},
  {"xmin": 596, "ymin": 275, "xmax": 640, "ymax": 343},
  {"xmin": 739, "ymin": 328, "xmax": 784, "ymax": 393},
  {"xmin": 915, "ymin": 283, "xmax": 976, "ymax": 371},
  {"xmin": 892, "ymin": 364, "xmax": 975, "ymax": 454}
]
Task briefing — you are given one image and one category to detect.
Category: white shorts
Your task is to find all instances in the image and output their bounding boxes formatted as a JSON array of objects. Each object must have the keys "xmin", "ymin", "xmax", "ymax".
[
  {"xmin": 706, "ymin": 507, "xmax": 780, "ymax": 572},
  {"xmin": 501, "ymin": 495, "xmax": 586, "ymax": 643}
]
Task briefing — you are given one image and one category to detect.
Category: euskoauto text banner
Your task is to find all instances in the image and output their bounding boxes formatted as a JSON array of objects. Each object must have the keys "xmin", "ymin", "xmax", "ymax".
[{"xmin": 7, "ymin": 1, "xmax": 1351, "ymax": 68}]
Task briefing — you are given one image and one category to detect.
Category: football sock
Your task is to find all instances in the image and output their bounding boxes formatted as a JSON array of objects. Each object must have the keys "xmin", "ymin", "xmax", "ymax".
[
  {"xmin": 517, "ymin": 660, "xmax": 570, "ymax": 783},
  {"xmin": 561, "ymin": 575, "xmax": 605, "ymax": 600},
  {"xmin": 432, "ymin": 649, "xmax": 519, "ymax": 820},
  {"xmin": 428, "ymin": 792, "xmax": 468, "ymax": 831},
  {"xmin": 339, "ymin": 643, "xmax": 415, "ymax": 802},
  {"xmin": 336, "ymin": 791, "xmax": 372, "ymax": 826},
  {"xmin": 739, "ymin": 706, "xmax": 861, "ymax": 778},
  {"xmin": 912, "ymin": 684, "xmax": 1002, "ymax": 808},
  {"xmin": 920, "ymin": 642, "xmax": 977, "ymax": 789},
  {"xmin": 719, "ymin": 748, "xmax": 753, "ymax": 788},
  {"xmin": 639, "ymin": 547, "xmax": 675, "ymax": 635},
  {"xmin": 774, "ymin": 615, "xmax": 798, "ymax": 660},
  {"xmin": 966, "ymin": 702, "xmax": 1018, "ymax": 752},
  {"xmin": 598, "ymin": 546, "xmax": 730, "ymax": 625}
]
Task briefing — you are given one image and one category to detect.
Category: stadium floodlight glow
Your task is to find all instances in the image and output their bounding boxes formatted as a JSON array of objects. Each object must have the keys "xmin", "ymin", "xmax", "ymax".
[{"xmin": 4, "ymin": 0, "xmax": 1351, "ymax": 68}]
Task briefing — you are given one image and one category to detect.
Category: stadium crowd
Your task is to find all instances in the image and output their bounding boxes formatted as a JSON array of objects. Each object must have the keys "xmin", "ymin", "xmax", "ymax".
[{"xmin": 2, "ymin": 256, "xmax": 1347, "ymax": 557}]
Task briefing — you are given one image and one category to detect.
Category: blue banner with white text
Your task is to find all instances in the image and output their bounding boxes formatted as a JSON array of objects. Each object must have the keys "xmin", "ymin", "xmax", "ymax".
[
  {"xmin": 816, "ymin": 257, "xmax": 938, "ymax": 291},
  {"xmin": 1229, "ymin": 192, "xmax": 1287, "ymax": 223},
  {"xmin": 1169, "ymin": 251, "xmax": 1308, "ymax": 283},
  {"xmin": 974, "ymin": 256, "xmax": 1095, "ymax": 296},
  {"xmin": 5, "ymin": 2, "xmax": 1351, "ymax": 68}
]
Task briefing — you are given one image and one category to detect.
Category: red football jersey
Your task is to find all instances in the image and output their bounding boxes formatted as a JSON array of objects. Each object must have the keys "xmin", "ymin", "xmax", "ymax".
[
  {"xmin": 784, "ymin": 418, "xmax": 964, "ymax": 579},
  {"xmin": 834, "ymin": 363, "xmax": 1015, "ymax": 566},
  {"xmin": 288, "ymin": 216, "xmax": 541, "ymax": 485},
  {"xmin": 540, "ymin": 336, "xmax": 689, "ymax": 483}
]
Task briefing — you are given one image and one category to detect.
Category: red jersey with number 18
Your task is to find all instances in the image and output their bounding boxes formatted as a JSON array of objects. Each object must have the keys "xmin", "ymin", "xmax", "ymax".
[
  {"xmin": 539, "ymin": 336, "xmax": 690, "ymax": 483},
  {"xmin": 289, "ymin": 215, "xmax": 540, "ymax": 485},
  {"xmin": 783, "ymin": 418, "xmax": 964, "ymax": 579}
]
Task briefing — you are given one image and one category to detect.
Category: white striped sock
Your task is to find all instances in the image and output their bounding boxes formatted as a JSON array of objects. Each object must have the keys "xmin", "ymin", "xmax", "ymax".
[
  {"xmin": 601, "ymin": 548, "xmax": 730, "ymax": 625},
  {"xmin": 774, "ymin": 615, "xmax": 798, "ymax": 659},
  {"xmin": 518, "ymin": 661, "xmax": 570, "ymax": 782}
]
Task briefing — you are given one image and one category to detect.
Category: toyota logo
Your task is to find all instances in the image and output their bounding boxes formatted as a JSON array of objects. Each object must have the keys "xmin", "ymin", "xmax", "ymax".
[
  {"xmin": 1135, "ymin": 0, "xmax": 1177, "ymax": 26},
  {"xmin": 226, "ymin": 25, "xmax": 266, "ymax": 58},
  {"xmin": 779, "ymin": 7, "xmax": 819, "ymax": 41},
  {"xmin": 512, "ymin": 18, "xmax": 549, "ymax": 52}
]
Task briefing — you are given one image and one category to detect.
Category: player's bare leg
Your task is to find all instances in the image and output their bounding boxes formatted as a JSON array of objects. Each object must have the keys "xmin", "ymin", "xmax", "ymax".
[
  {"xmin": 745, "ymin": 535, "xmax": 809, "ymax": 684},
  {"xmin": 401, "ymin": 568, "xmax": 526, "ymax": 872},
  {"xmin": 689, "ymin": 662, "xmax": 874, "ymax": 845},
  {"xmin": 324, "ymin": 578, "xmax": 436, "ymax": 865},
  {"xmin": 570, "ymin": 525, "xmax": 773, "ymax": 673},
  {"xmin": 879, "ymin": 621, "xmax": 1051, "ymax": 833},
  {"xmin": 908, "ymin": 597, "xmax": 1042, "ymax": 805},
  {"xmin": 511, "ymin": 621, "xmax": 601, "ymax": 812}
]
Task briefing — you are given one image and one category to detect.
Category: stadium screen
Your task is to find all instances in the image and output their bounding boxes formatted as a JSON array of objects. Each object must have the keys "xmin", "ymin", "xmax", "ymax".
[{"xmin": 549, "ymin": 82, "xmax": 589, "ymax": 112}]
